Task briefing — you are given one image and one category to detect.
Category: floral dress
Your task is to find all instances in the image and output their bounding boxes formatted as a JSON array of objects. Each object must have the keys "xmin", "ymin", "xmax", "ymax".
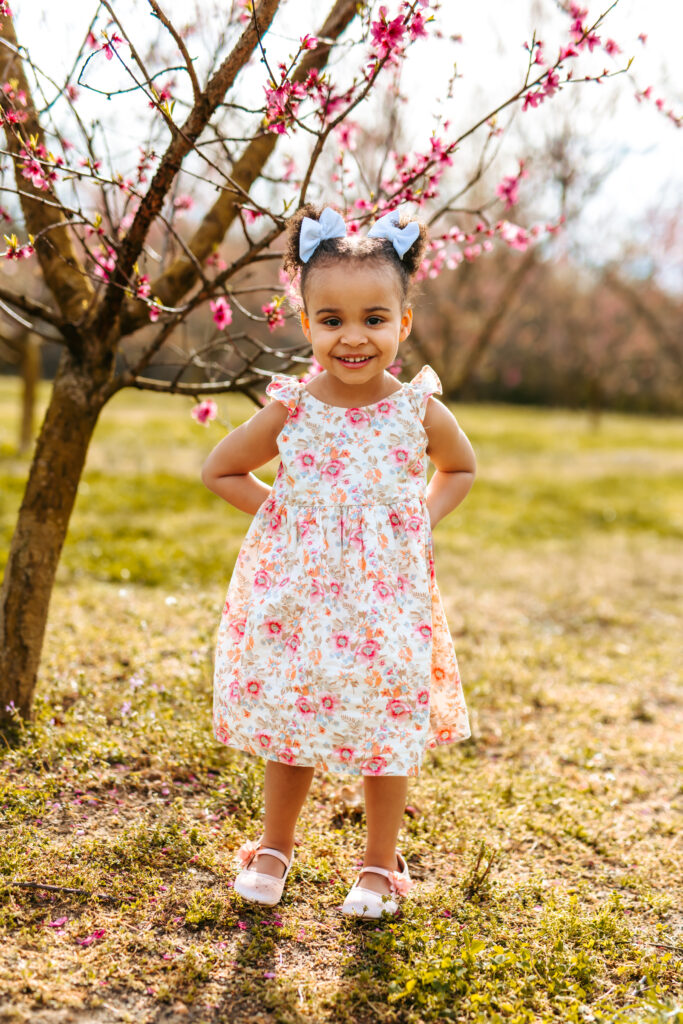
[{"xmin": 212, "ymin": 364, "xmax": 470, "ymax": 776}]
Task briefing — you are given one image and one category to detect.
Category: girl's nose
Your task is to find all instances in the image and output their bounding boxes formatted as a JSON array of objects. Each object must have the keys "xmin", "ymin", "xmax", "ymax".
[{"xmin": 340, "ymin": 327, "xmax": 367, "ymax": 344}]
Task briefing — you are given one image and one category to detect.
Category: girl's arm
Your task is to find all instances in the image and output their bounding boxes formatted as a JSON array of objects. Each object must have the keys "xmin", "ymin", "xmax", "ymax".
[
  {"xmin": 423, "ymin": 397, "xmax": 477, "ymax": 529},
  {"xmin": 200, "ymin": 401, "xmax": 289, "ymax": 515}
]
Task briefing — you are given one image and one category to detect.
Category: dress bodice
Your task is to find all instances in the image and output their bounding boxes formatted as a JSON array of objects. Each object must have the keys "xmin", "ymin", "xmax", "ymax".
[{"xmin": 265, "ymin": 365, "xmax": 442, "ymax": 507}]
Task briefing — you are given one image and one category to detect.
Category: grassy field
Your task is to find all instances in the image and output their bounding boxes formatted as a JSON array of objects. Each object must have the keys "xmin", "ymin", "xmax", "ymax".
[{"xmin": 1, "ymin": 378, "xmax": 682, "ymax": 1024}]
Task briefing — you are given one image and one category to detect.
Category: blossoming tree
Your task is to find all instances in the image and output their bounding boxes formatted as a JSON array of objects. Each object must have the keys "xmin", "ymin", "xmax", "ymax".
[{"xmin": 0, "ymin": 0, "xmax": 658, "ymax": 726}]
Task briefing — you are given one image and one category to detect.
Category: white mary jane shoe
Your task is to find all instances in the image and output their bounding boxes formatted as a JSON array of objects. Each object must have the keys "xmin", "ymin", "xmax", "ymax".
[
  {"xmin": 233, "ymin": 836, "xmax": 294, "ymax": 907},
  {"xmin": 341, "ymin": 851, "xmax": 414, "ymax": 919}
]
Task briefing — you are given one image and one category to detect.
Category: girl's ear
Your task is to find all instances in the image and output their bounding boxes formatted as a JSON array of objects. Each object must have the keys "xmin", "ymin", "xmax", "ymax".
[
  {"xmin": 399, "ymin": 306, "xmax": 413, "ymax": 343},
  {"xmin": 300, "ymin": 309, "xmax": 311, "ymax": 341}
]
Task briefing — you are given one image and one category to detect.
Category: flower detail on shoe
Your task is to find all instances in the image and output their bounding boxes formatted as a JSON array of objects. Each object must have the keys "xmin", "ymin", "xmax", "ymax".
[
  {"xmin": 388, "ymin": 870, "xmax": 414, "ymax": 897},
  {"xmin": 236, "ymin": 838, "xmax": 261, "ymax": 866}
]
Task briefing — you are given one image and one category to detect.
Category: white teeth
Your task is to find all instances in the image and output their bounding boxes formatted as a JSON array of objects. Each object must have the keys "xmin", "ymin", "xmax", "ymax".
[{"xmin": 338, "ymin": 356, "xmax": 371, "ymax": 362}]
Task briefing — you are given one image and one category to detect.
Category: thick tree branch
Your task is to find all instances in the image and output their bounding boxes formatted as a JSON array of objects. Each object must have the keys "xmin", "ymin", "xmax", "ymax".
[
  {"xmin": 92, "ymin": 0, "xmax": 282, "ymax": 342},
  {"xmin": 118, "ymin": 0, "xmax": 359, "ymax": 337},
  {"xmin": 0, "ymin": 18, "xmax": 93, "ymax": 344}
]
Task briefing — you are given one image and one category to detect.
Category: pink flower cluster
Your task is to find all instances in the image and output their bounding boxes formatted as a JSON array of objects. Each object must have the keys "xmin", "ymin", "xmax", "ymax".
[
  {"xmin": 495, "ymin": 161, "xmax": 528, "ymax": 210},
  {"xmin": 416, "ymin": 214, "xmax": 565, "ymax": 279},
  {"xmin": 262, "ymin": 298, "xmax": 285, "ymax": 332},
  {"xmin": 19, "ymin": 140, "xmax": 63, "ymax": 192},
  {"xmin": 635, "ymin": 86, "xmax": 682, "ymax": 128},
  {"xmin": 191, "ymin": 399, "xmax": 217, "ymax": 426},
  {"xmin": 263, "ymin": 65, "xmax": 308, "ymax": 135},
  {"xmin": 210, "ymin": 296, "xmax": 233, "ymax": 329},
  {"xmin": 2, "ymin": 232, "xmax": 34, "ymax": 260}
]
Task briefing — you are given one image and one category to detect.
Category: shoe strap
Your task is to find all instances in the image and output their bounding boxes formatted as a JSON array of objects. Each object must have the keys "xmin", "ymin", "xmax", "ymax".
[
  {"xmin": 255, "ymin": 846, "xmax": 290, "ymax": 869},
  {"xmin": 358, "ymin": 866, "xmax": 391, "ymax": 881}
]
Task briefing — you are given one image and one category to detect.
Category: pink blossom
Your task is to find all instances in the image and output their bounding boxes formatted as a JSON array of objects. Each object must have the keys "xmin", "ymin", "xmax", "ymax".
[
  {"xmin": 300, "ymin": 34, "xmax": 318, "ymax": 50},
  {"xmin": 522, "ymin": 90, "xmax": 544, "ymax": 111},
  {"xmin": 262, "ymin": 299, "xmax": 285, "ymax": 332},
  {"xmin": 416, "ymin": 622, "xmax": 432, "ymax": 641},
  {"xmin": 148, "ymin": 303, "xmax": 161, "ymax": 322},
  {"xmin": 256, "ymin": 732, "xmax": 272, "ymax": 749},
  {"xmin": 86, "ymin": 30, "xmax": 97, "ymax": 48},
  {"xmin": 136, "ymin": 274, "xmax": 151, "ymax": 298},
  {"xmin": 332, "ymin": 632, "xmax": 350, "ymax": 650},
  {"xmin": 48, "ymin": 917, "xmax": 68, "ymax": 928},
  {"xmin": 638, "ymin": 33, "xmax": 647, "ymax": 45},
  {"xmin": 416, "ymin": 689, "xmax": 429, "ymax": 706},
  {"xmin": 409, "ymin": 12, "xmax": 428, "ymax": 41},
  {"xmin": 604, "ymin": 38, "xmax": 621, "ymax": 56},
  {"xmin": 245, "ymin": 679, "xmax": 262, "ymax": 698},
  {"xmin": 191, "ymin": 399, "xmax": 217, "ymax": 426},
  {"xmin": 370, "ymin": 7, "xmax": 406, "ymax": 60},
  {"xmin": 496, "ymin": 174, "xmax": 520, "ymax": 209},
  {"xmin": 264, "ymin": 620, "xmax": 282, "ymax": 636},
  {"xmin": 335, "ymin": 746, "xmax": 355, "ymax": 762},
  {"xmin": 173, "ymin": 194, "xmax": 194, "ymax": 211},
  {"xmin": 253, "ymin": 570, "xmax": 271, "ymax": 591},
  {"xmin": 77, "ymin": 929, "xmax": 106, "ymax": 947},
  {"xmin": 210, "ymin": 296, "xmax": 232, "ymax": 330},
  {"xmin": 335, "ymin": 121, "xmax": 358, "ymax": 151},
  {"xmin": 559, "ymin": 45, "xmax": 578, "ymax": 61},
  {"xmin": 101, "ymin": 33, "xmax": 124, "ymax": 61},
  {"xmin": 543, "ymin": 70, "xmax": 560, "ymax": 98},
  {"xmin": 241, "ymin": 207, "xmax": 263, "ymax": 224}
]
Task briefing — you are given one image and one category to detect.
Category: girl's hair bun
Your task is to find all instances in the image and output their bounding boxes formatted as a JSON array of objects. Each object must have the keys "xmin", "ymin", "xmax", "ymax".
[{"xmin": 393, "ymin": 211, "xmax": 428, "ymax": 276}]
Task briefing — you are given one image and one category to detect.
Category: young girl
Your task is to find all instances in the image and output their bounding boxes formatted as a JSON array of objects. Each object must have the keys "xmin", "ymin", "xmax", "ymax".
[{"xmin": 201, "ymin": 204, "xmax": 475, "ymax": 918}]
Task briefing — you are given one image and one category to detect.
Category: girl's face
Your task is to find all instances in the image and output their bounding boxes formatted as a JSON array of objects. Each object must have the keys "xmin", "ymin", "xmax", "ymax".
[{"xmin": 300, "ymin": 262, "xmax": 413, "ymax": 389}]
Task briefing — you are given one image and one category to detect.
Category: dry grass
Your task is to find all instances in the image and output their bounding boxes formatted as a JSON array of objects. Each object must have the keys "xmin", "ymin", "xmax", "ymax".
[{"xmin": 0, "ymin": 381, "xmax": 681, "ymax": 1023}]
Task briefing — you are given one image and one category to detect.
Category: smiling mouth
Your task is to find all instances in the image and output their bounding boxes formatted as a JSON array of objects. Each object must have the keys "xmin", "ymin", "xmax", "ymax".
[{"xmin": 335, "ymin": 355, "xmax": 374, "ymax": 365}]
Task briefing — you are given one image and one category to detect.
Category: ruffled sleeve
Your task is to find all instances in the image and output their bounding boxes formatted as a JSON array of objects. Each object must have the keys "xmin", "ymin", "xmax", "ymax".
[
  {"xmin": 407, "ymin": 364, "xmax": 442, "ymax": 421},
  {"xmin": 265, "ymin": 373, "xmax": 302, "ymax": 415}
]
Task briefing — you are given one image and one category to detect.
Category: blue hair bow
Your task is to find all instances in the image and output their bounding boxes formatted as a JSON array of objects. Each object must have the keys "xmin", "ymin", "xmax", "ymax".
[
  {"xmin": 299, "ymin": 206, "xmax": 347, "ymax": 263},
  {"xmin": 367, "ymin": 208, "xmax": 420, "ymax": 259}
]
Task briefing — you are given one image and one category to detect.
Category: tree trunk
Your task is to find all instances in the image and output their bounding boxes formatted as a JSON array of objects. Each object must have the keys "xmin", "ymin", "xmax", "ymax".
[
  {"xmin": 0, "ymin": 348, "xmax": 110, "ymax": 728},
  {"xmin": 19, "ymin": 334, "xmax": 40, "ymax": 455}
]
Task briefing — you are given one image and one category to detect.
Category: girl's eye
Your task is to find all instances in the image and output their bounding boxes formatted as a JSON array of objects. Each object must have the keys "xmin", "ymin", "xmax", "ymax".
[
  {"xmin": 367, "ymin": 316, "xmax": 384, "ymax": 326},
  {"xmin": 323, "ymin": 317, "xmax": 341, "ymax": 327}
]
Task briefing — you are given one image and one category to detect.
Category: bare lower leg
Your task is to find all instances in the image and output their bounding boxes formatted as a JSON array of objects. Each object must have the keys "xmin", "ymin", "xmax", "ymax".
[
  {"xmin": 247, "ymin": 761, "xmax": 315, "ymax": 879},
  {"xmin": 361, "ymin": 775, "xmax": 409, "ymax": 895}
]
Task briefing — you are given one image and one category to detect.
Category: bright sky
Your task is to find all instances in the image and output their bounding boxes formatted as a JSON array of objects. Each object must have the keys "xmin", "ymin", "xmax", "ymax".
[{"xmin": 12, "ymin": 0, "xmax": 683, "ymax": 277}]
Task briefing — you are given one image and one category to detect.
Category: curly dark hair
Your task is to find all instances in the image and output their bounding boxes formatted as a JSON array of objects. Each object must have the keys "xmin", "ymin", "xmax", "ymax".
[{"xmin": 282, "ymin": 203, "xmax": 428, "ymax": 308}]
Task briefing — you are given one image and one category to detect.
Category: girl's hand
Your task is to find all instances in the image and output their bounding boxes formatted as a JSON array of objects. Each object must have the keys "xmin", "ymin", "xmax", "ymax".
[{"xmin": 200, "ymin": 400, "xmax": 288, "ymax": 514}]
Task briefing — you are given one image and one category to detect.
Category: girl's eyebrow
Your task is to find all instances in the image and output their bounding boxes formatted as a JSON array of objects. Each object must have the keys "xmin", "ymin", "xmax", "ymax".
[{"xmin": 315, "ymin": 306, "xmax": 392, "ymax": 314}]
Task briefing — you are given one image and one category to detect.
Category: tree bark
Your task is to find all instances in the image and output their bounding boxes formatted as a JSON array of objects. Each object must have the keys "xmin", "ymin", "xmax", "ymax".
[
  {"xmin": 19, "ymin": 334, "xmax": 40, "ymax": 455},
  {"xmin": 0, "ymin": 348, "xmax": 111, "ymax": 728}
]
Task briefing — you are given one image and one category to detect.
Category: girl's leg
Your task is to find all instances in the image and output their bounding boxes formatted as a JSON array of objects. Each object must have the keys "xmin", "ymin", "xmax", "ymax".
[
  {"xmin": 361, "ymin": 775, "xmax": 409, "ymax": 895},
  {"xmin": 245, "ymin": 760, "xmax": 315, "ymax": 878}
]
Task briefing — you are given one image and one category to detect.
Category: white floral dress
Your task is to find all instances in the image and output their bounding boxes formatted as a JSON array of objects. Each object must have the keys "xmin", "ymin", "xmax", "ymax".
[{"xmin": 212, "ymin": 364, "xmax": 470, "ymax": 776}]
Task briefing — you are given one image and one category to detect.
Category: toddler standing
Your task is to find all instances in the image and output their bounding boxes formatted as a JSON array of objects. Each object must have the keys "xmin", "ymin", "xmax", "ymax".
[{"xmin": 201, "ymin": 204, "xmax": 475, "ymax": 917}]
